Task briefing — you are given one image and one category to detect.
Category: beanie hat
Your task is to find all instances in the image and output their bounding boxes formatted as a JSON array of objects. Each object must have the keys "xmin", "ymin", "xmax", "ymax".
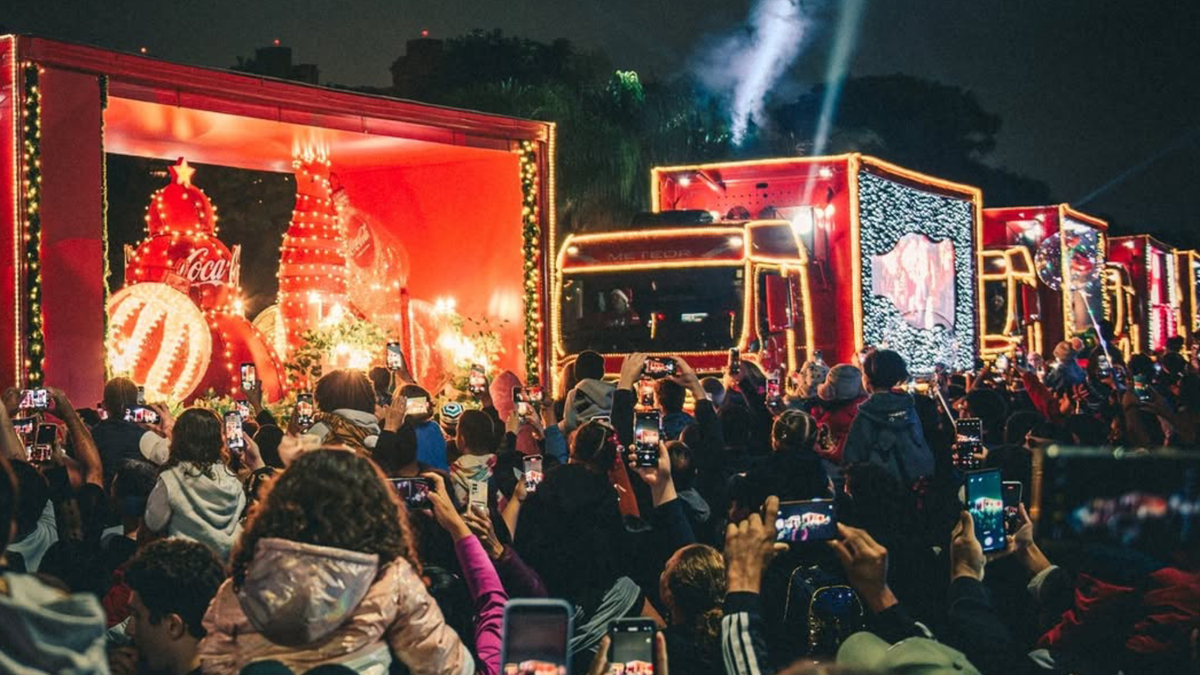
[
  {"xmin": 818, "ymin": 364, "xmax": 865, "ymax": 402},
  {"xmin": 794, "ymin": 360, "xmax": 831, "ymax": 399}
]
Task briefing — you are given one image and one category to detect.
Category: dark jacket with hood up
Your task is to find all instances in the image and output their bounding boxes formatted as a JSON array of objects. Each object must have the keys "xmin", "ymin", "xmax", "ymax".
[{"xmin": 840, "ymin": 391, "xmax": 934, "ymax": 487}]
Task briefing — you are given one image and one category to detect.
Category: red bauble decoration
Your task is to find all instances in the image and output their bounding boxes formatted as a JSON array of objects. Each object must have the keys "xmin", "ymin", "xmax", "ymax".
[
  {"xmin": 192, "ymin": 312, "xmax": 285, "ymax": 402},
  {"xmin": 106, "ymin": 283, "xmax": 213, "ymax": 402}
]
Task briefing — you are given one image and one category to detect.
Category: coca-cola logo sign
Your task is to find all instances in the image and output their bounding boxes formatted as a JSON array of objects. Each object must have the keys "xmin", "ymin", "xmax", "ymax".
[{"xmin": 174, "ymin": 246, "xmax": 236, "ymax": 287}]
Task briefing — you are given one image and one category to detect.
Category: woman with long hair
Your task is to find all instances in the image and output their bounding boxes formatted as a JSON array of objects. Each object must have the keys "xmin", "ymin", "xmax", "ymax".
[
  {"xmin": 660, "ymin": 544, "xmax": 726, "ymax": 675},
  {"xmin": 142, "ymin": 408, "xmax": 245, "ymax": 560},
  {"xmin": 199, "ymin": 449, "xmax": 474, "ymax": 675}
]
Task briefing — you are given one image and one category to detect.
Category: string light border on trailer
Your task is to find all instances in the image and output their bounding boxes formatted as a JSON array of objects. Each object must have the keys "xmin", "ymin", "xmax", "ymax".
[
  {"xmin": 20, "ymin": 62, "xmax": 45, "ymax": 386},
  {"xmin": 518, "ymin": 140, "xmax": 542, "ymax": 383},
  {"xmin": 855, "ymin": 169, "xmax": 978, "ymax": 373}
]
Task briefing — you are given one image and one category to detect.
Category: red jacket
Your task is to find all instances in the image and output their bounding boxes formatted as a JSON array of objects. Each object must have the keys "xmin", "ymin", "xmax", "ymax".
[{"xmin": 814, "ymin": 394, "xmax": 868, "ymax": 464}]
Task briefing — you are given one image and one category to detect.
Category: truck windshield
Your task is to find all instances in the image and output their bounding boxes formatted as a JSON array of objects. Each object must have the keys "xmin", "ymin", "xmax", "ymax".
[{"xmin": 559, "ymin": 267, "xmax": 745, "ymax": 354}]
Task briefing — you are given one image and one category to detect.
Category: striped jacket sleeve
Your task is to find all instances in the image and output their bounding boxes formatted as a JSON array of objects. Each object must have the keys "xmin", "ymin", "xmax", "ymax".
[{"xmin": 721, "ymin": 591, "xmax": 773, "ymax": 675}]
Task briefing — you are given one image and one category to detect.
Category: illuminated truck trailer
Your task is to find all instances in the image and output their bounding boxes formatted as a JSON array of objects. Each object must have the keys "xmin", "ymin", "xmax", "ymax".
[
  {"xmin": 1176, "ymin": 250, "xmax": 1200, "ymax": 346},
  {"xmin": 980, "ymin": 205, "xmax": 1114, "ymax": 357},
  {"xmin": 1109, "ymin": 235, "xmax": 1182, "ymax": 354},
  {"xmin": 645, "ymin": 155, "xmax": 982, "ymax": 374}
]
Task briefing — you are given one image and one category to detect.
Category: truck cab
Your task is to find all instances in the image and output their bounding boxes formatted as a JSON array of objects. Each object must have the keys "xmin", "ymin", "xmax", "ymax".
[{"xmin": 553, "ymin": 217, "xmax": 812, "ymax": 381}]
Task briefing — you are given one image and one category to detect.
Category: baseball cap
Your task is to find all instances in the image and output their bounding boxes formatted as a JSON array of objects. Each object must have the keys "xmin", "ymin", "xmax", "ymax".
[{"xmin": 837, "ymin": 632, "xmax": 981, "ymax": 675}]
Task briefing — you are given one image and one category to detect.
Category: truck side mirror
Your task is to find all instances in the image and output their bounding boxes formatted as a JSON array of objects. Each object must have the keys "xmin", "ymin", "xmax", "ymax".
[{"xmin": 765, "ymin": 274, "xmax": 793, "ymax": 332}]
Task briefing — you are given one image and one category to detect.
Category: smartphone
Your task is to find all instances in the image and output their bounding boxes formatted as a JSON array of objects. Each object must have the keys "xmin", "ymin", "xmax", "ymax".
[
  {"xmin": 774, "ymin": 499, "xmax": 837, "ymax": 544},
  {"xmin": 1096, "ymin": 354, "xmax": 1112, "ymax": 377},
  {"xmin": 501, "ymin": 599, "xmax": 574, "ymax": 675},
  {"xmin": 386, "ymin": 341, "xmax": 404, "ymax": 371},
  {"xmin": 469, "ymin": 479, "xmax": 489, "ymax": 514},
  {"xmin": 523, "ymin": 455, "xmax": 544, "ymax": 494},
  {"xmin": 608, "ymin": 618, "xmax": 656, "ymax": 674},
  {"xmin": 468, "ymin": 364, "xmax": 487, "ymax": 397},
  {"xmin": 390, "ymin": 477, "xmax": 433, "ymax": 510},
  {"xmin": 766, "ymin": 376, "xmax": 782, "ymax": 403},
  {"xmin": 642, "ymin": 356, "xmax": 677, "ymax": 379},
  {"xmin": 406, "ymin": 396, "xmax": 430, "ymax": 416},
  {"xmin": 19, "ymin": 388, "xmax": 49, "ymax": 411},
  {"xmin": 11, "ymin": 416, "xmax": 36, "ymax": 440},
  {"xmin": 296, "ymin": 392, "xmax": 315, "ymax": 429},
  {"xmin": 638, "ymin": 379, "xmax": 655, "ymax": 408},
  {"xmin": 728, "ymin": 348, "xmax": 741, "ymax": 376},
  {"xmin": 955, "ymin": 417, "xmax": 983, "ymax": 470},
  {"xmin": 235, "ymin": 399, "xmax": 251, "ymax": 419},
  {"xmin": 995, "ymin": 354, "xmax": 1009, "ymax": 371},
  {"xmin": 965, "ymin": 469, "xmax": 1006, "ymax": 553},
  {"xmin": 512, "ymin": 386, "xmax": 543, "ymax": 417},
  {"xmin": 240, "ymin": 362, "xmax": 256, "ymax": 391},
  {"xmin": 634, "ymin": 411, "xmax": 662, "ymax": 467},
  {"xmin": 1134, "ymin": 381, "xmax": 1153, "ymax": 403},
  {"xmin": 225, "ymin": 411, "xmax": 244, "ymax": 452},
  {"xmin": 1002, "ymin": 481, "xmax": 1023, "ymax": 535},
  {"xmin": 123, "ymin": 405, "xmax": 161, "ymax": 425},
  {"xmin": 136, "ymin": 386, "xmax": 146, "ymax": 406},
  {"xmin": 30, "ymin": 423, "xmax": 57, "ymax": 463}
]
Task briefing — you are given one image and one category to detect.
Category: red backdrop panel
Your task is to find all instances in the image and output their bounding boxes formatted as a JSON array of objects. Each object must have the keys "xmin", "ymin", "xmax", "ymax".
[
  {"xmin": 38, "ymin": 67, "xmax": 106, "ymax": 405},
  {"xmin": 0, "ymin": 40, "xmax": 19, "ymax": 389},
  {"xmin": 336, "ymin": 154, "xmax": 525, "ymax": 375}
]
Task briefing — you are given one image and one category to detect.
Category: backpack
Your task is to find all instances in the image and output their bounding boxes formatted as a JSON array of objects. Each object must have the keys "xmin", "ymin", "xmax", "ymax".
[{"xmin": 782, "ymin": 565, "xmax": 865, "ymax": 658}]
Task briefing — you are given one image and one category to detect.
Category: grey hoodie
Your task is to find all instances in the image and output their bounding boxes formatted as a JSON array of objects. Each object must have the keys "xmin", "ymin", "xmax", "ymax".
[
  {"xmin": 0, "ymin": 572, "xmax": 109, "ymax": 674},
  {"xmin": 562, "ymin": 379, "xmax": 616, "ymax": 432},
  {"xmin": 145, "ymin": 463, "xmax": 246, "ymax": 560}
]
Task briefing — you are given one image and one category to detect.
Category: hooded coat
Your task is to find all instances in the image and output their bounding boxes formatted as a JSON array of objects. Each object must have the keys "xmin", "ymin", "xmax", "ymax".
[
  {"xmin": 200, "ymin": 537, "xmax": 474, "ymax": 675},
  {"xmin": 0, "ymin": 572, "xmax": 109, "ymax": 674},
  {"xmin": 562, "ymin": 379, "xmax": 616, "ymax": 433},
  {"xmin": 840, "ymin": 391, "xmax": 934, "ymax": 487},
  {"xmin": 144, "ymin": 463, "xmax": 246, "ymax": 560}
]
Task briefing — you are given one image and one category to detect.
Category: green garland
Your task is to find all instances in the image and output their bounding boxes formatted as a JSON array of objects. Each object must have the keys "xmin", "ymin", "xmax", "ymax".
[
  {"xmin": 100, "ymin": 75, "xmax": 111, "ymax": 379},
  {"xmin": 518, "ymin": 141, "xmax": 540, "ymax": 383},
  {"xmin": 21, "ymin": 64, "xmax": 44, "ymax": 386}
]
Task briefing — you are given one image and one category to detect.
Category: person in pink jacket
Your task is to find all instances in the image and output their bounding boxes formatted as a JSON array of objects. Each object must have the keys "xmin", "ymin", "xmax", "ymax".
[{"xmin": 199, "ymin": 449, "xmax": 477, "ymax": 675}]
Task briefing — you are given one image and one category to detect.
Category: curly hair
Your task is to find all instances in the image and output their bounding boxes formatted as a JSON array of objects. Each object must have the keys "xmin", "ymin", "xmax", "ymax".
[
  {"xmin": 662, "ymin": 544, "xmax": 726, "ymax": 642},
  {"xmin": 230, "ymin": 449, "xmax": 417, "ymax": 589},
  {"xmin": 125, "ymin": 539, "xmax": 225, "ymax": 639},
  {"xmin": 167, "ymin": 408, "xmax": 227, "ymax": 480}
]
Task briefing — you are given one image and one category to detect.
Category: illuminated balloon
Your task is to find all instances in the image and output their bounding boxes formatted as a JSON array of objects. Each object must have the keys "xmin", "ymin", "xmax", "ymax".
[{"xmin": 1035, "ymin": 230, "xmax": 1101, "ymax": 292}]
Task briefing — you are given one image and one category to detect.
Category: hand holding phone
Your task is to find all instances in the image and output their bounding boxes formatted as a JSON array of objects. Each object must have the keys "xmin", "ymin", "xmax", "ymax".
[
  {"xmin": 469, "ymin": 479, "xmax": 488, "ymax": 514},
  {"xmin": 633, "ymin": 411, "xmax": 662, "ymax": 467},
  {"xmin": 1002, "ymin": 481, "xmax": 1023, "ymax": 535},
  {"xmin": 240, "ymin": 363, "xmax": 257, "ymax": 392},
  {"xmin": 406, "ymin": 396, "xmax": 430, "ymax": 417},
  {"xmin": 954, "ymin": 417, "xmax": 983, "ymax": 471},
  {"xmin": 964, "ymin": 469, "xmax": 1006, "ymax": 553},
  {"xmin": 468, "ymin": 365, "xmax": 488, "ymax": 397},
  {"xmin": 386, "ymin": 341, "xmax": 404, "ymax": 371},
  {"xmin": 642, "ymin": 356, "xmax": 677, "ymax": 379},
  {"xmin": 30, "ymin": 423, "xmax": 57, "ymax": 463},
  {"xmin": 390, "ymin": 477, "xmax": 433, "ymax": 510},
  {"xmin": 295, "ymin": 393, "xmax": 315, "ymax": 430},
  {"xmin": 19, "ymin": 389, "xmax": 50, "ymax": 411}
]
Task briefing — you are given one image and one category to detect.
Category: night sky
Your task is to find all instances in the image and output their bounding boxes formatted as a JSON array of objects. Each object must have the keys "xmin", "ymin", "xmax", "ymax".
[{"xmin": 5, "ymin": 0, "xmax": 1199, "ymax": 243}]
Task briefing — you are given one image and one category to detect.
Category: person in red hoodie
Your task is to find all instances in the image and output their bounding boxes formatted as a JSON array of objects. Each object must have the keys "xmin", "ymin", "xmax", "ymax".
[{"xmin": 813, "ymin": 364, "xmax": 868, "ymax": 465}]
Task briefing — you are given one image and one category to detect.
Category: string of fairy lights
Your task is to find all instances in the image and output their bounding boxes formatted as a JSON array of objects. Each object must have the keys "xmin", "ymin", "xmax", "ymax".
[
  {"xmin": 100, "ymin": 75, "xmax": 111, "ymax": 379},
  {"xmin": 20, "ymin": 63, "xmax": 45, "ymax": 386},
  {"xmin": 518, "ymin": 140, "xmax": 541, "ymax": 383}
]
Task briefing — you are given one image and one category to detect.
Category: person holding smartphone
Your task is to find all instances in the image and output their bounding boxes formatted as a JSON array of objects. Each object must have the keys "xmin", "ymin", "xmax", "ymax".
[
  {"xmin": 199, "ymin": 450, "xmax": 475, "ymax": 674},
  {"xmin": 142, "ymin": 409, "xmax": 248, "ymax": 561},
  {"xmin": 89, "ymin": 376, "xmax": 175, "ymax": 487},
  {"xmin": 304, "ymin": 369, "xmax": 382, "ymax": 453}
]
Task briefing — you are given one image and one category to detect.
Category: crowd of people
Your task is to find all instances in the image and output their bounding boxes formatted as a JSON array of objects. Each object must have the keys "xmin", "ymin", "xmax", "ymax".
[{"xmin": 0, "ymin": 328, "xmax": 1198, "ymax": 674}]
